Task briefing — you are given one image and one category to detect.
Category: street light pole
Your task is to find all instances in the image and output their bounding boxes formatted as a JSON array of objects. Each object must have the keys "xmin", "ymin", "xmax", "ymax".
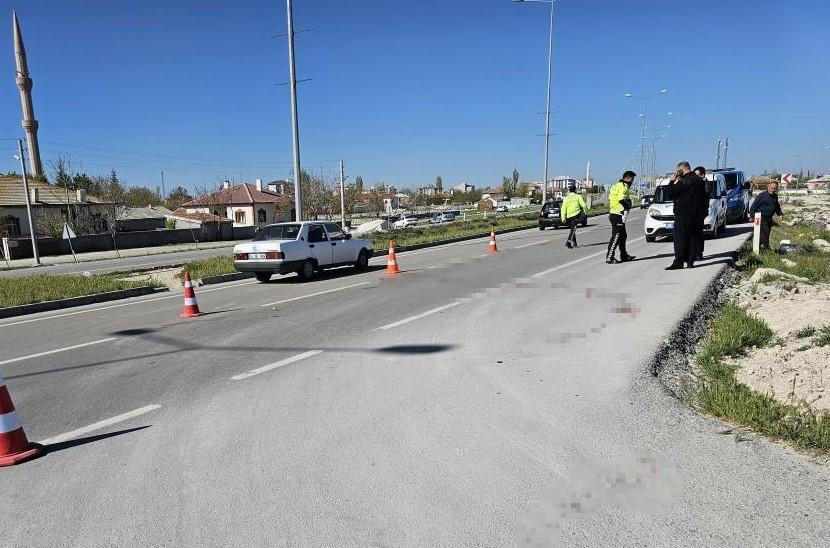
[
  {"xmin": 339, "ymin": 160, "xmax": 346, "ymax": 228},
  {"xmin": 625, "ymin": 90, "xmax": 667, "ymax": 189},
  {"xmin": 513, "ymin": 0, "xmax": 555, "ymax": 205},
  {"xmin": 286, "ymin": 0, "xmax": 303, "ymax": 221},
  {"xmin": 17, "ymin": 139, "xmax": 39, "ymax": 266}
]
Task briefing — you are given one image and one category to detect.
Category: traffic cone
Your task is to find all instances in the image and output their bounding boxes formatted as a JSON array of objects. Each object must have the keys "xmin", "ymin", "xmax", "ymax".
[
  {"xmin": 179, "ymin": 271, "xmax": 204, "ymax": 318},
  {"xmin": 0, "ymin": 373, "xmax": 42, "ymax": 466},
  {"xmin": 487, "ymin": 230, "xmax": 499, "ymax": 254},
  {"xmin": 385, "ymin": 241, "xmax": 401, "ymax": 275}
]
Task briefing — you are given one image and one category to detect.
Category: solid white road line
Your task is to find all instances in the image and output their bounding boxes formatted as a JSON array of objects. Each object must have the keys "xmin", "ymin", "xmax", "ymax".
[
  {"xmin": 0, "ymin": 338, "xmax": 117, "ymax": 366},
  {"xmin": 531, "ymin": 236, "xmax": 646, "ymax": 277},
  {"xmin": 260, "ymin": 282, "xmax": 369, "ymax": 307},
  {"xmin": 38, "ymin": 404, "xmax": 162, "ymax": 446},
  {"xmin": 0, "ymin": 280, "xmax": 258, "ymax": 329},
  {"xmin": 230, "ymin": 350, "xmax": 323, "ymax": 381},
  {"xmin": 515, "ymin": 240, "xmax": 548, "ymax": 249},
  {"xmin": 375, "ymin": 301, "xmax": 462, "ymax": 331}
]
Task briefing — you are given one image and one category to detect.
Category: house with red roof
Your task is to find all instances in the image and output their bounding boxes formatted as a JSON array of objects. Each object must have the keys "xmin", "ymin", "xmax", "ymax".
[{"xmin": 180, "ymin": 179, "xmax": 293, "ymax": 227}]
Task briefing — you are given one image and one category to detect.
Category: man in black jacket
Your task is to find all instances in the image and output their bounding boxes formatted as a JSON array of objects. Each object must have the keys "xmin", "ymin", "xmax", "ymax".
[
  {"xmin": 693, "ymin": 166, "xmax": 711, "ymax": 261},
  {"xmin": 665, "ymin": 161, "xmax": 708, "ymax": 270},
  {"xmin": 749, "ymin": 181, "xmax": 784, "ymax": 250}
]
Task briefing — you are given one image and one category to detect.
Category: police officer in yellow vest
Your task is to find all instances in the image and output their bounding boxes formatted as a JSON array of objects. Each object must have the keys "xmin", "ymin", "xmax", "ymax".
[
  {"xmin": 560, "ymin": 183, "xmax": 587, "ymax": 248},
  {"xmin": 606, "ymin": 171, "xmax": 636, "ymax": 264}
]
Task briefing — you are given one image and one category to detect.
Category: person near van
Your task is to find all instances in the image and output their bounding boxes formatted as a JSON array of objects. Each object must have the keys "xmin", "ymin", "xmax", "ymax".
[
  {"xmin": 606, "ymin": 171, "xmax": 636, "ymax": 264},
  {"xmin": 665, "ymin": 161, "xmax": 707, "ymax": 270},
  {"xmin": 749, "ymin": 181, "xmax": 783, "ymax": 250},
  {"xmin": 693, "ymin": 166, "xmax": 710, "ymax": 261},
  {"xmin": 561, "ymin": 183, "xmax": 587, "ymax": 248}
]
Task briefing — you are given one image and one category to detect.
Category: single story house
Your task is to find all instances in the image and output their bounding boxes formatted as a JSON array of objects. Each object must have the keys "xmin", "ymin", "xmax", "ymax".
[
  {"xmin": 0, "ymin": 177, "xmax": 112, "ymax": 237},
  {"xmin": 118, "ymin": 205, "xmax": 174, "ymax": 232},
  {"xmin": 180, "ymin": 180, "xmax": 293, "ymax": 227}
]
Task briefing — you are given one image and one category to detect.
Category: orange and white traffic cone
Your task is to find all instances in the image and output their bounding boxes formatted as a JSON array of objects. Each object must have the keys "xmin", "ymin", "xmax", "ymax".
[
  {"xmin": 385, "ymin": 241, "xmax": 401, "ymax": 275},
  {"xmin": 487, "ymin": 230, "xmax": 499, "ymax": 254},
  {"xmin": 0, "ymin": 373, "xmax": 42, "ymax": 466},
  {"xmin": 179, "ymin": 271, "xmax": 204, "ymax": 318}
]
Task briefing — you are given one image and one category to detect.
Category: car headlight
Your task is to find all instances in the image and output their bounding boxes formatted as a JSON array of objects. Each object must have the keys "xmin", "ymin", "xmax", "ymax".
[{"xmin": 648, "ymin": 208, "xmax": 661, "ymax": 218}]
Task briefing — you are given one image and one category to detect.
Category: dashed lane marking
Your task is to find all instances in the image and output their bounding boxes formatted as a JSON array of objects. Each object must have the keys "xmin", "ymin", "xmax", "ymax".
[
  {"xmin": 230, "ymin": 350, "xmax": 323, "ymax": 380},
  {"xmin": 0, "ymin": 338, "xmax": 117, "ymax": 366},
  {"xmin": 375, "ymin": 301, "xmax": 462, "ymax": 331},
  {"xmin": 38, "ymin": 404, "xmax": 162, "ymax": 446},
  {"xmin": 259, "ymin": 282, "xmax": 369, "ymax": 308}
]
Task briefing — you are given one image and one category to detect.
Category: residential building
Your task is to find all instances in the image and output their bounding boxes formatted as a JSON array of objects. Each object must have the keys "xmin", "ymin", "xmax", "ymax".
[
  {"xmin": 180, "ymin": 179, "xmax": 292, "ymax": 227},
  {"xmin": 118, "ymin": 205, "xmax": 174, "ymax": 232},
  {"xmin": 451, "ymin": 183, "xmax": 475, "ymax": 194},
  {"xmin": 481, "ymin": 188, "xmax": 506, "ymax": 202},
  {"xmin": 417, "ymin": 185, "xmax": 438, "ymax": 197},
  {"xmin": 550, "ymin": 176, "xmax": 578, "ymax": 190},
  {"xmin": 0, "ymin": 177, "xmax": 111, "ymax": 237}
]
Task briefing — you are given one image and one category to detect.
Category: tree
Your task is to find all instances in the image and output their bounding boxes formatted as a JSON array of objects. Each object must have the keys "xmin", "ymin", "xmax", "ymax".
[
  {"xmin": 124, "ymin": 186, "xmax": 162, "ymax": 207},
  {"xmin": 354, "ymin": 176, "xmax": 364, "ymax": 194},
  {"xmin": 501, "ymin": 176, "xmax": 513, "ymax": 200},
  {"xmin": 435, "ymin": 175, "xmax": 443, "ymax": 193},
  {"xmin": 165, "ymin": 186, "xmax": 192, "ymax": 210},
  {"xmin": 367, "ymin": 188, "xmax": 385, "ymax": 218},
  {"xmin": 511, "ymin": 168, "xmax": 520, "ymax": 195}
]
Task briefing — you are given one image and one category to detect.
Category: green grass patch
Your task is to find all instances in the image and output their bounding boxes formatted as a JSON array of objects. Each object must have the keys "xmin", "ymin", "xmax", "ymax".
[
  {"xmin": 0, "ymin": 274, "xmax": 162, "ymax": 308},
  {"xmin": 736, "ymin": 222, "xmax": 830, "ymax": 283},
  {"xmin": 178, "ymin": 255, "xmax": 236, "ymax": 280},
  {"xmin": 815, "ymin": 326, "xmax": 830, "ymax": 347},
  {"xmin": 794, "ymin": 326, "xmax": 816, "ymax": 338},
  {"xmin": 697, "ymin": 302, "xmax": 830, "ymax": 451}
]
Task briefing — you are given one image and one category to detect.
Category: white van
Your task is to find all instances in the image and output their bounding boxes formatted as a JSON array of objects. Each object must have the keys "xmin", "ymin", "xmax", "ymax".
[{"xmin": 644, "ymin": 175, "xmax": 727, "ymax": 242}]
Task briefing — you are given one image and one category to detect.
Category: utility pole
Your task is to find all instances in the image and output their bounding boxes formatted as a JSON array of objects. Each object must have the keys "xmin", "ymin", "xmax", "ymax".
[
  {"xmin": 715, "ymin": 139, "xmax": 722, "ymax": 170},
  {"xmin": 17, "ymin": 139, "xmax": 39, "ymax": 265},
  {"xmin": 161, "ymin": 170, "xmax": 166, "ymax": 201},
  {"xmin": 286, "ymin": 0, "xmax": 303, "ymax": 221},
  {"xmin": 722, "ymin": 137, "xmax": 729, "ymax": 168},
  {"xmin": 339, "ymin": 160, "xmax": 346, "ymax": 228}
]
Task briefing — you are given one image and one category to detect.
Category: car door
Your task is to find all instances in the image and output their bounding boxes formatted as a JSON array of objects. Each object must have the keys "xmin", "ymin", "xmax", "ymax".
[
  {"xmin": 306, "ymin": 224, "xmax": 333, "ymax": 266},
  {"xmin": 324, "ymin": 223, "xmax": 354, "ymax": 264}
]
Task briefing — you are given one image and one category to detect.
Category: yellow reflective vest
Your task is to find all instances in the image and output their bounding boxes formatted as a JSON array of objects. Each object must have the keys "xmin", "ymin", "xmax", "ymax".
[
  {"xmin": 560, "ymin": 193, "xmax": 587, "ymax": 222},
  {"xmin": 608, "ymin": 181, "xmax": 631, "ymax": 215}
]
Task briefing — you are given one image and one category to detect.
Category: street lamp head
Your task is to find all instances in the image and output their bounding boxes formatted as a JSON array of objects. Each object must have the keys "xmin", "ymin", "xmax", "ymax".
[
  {"xmin": 624, "ymin": 93, "xmax": 633, "ymax": 98},
  {"xmin": 659, "ymin": 89, "xmax": 668, "ymax": 94}
]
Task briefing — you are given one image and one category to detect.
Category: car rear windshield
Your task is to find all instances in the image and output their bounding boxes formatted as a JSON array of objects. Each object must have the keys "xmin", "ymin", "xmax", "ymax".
[
  {"xmin": 654, "ymin": 186, "xmax": 673, "ymax": 204},
  {"xmin": 722, "ymin": 172, "xmax": 738, "ymax": 190},
  {"xmin": 254, "ymin": 224, "xmax": 301, "ymax": 241}
]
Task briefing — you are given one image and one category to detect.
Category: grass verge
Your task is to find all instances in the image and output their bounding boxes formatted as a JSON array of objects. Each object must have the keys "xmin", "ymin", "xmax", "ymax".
[
  {"xmin": 0, "ymin": 274, "xmax": 163, "ymax": 308},
  {"xmin": 697, "ymin": 302, "xmax": 830, "ymax": 451},
  {"xmin": 736, "ymin": 222, "xmax": 830, "ymax": 283},
  {"xmin": 178, "ymin": 255, "xmax": 236, "ymax": 280}
]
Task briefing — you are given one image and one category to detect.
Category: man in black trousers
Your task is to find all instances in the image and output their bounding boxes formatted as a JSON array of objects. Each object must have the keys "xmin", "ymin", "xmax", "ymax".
[
  {"xmin": 693, "ymin": 166, "xmax": 711, "ymax": 261},
  {"xmin": 665, "ymin": 161, "xmax": 708, "ymax": 270},
  {"xmin": 749, "ymin": 180, "xmax": 784, "ymax": 250}
]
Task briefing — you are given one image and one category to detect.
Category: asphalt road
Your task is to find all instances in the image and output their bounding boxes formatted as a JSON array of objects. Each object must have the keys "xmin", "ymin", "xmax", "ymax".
[
  {"xmin": 0, "ymin": 243, "xmax": 240, "ymax": 279},
  {"xmin": 1, "ymin": 212, "xmax": 828, "ymax": 546}
]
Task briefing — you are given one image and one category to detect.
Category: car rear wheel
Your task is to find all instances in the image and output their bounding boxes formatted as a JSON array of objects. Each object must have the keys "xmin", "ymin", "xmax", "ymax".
[
  {"xmin": 354, "ymin": 250, "xmax": 369, "ymax": 272},
  {"xmin": 254, "ymin": 272, "xmax": 272, "ymax": 283},
  {"xmin": 297, "ymin": 259, "xmax": 316, "ymax": 281}
]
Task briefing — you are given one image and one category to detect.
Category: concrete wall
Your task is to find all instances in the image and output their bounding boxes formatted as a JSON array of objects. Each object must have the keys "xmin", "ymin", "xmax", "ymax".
[{"xmin": 1, "ymin": 222, "xmax": 246, "ymax": 260}]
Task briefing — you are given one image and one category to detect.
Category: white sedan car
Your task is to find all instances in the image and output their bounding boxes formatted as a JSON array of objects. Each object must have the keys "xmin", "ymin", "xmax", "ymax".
[
  {"xmin": 393, "ymin": 215, "xmax": 419, "ymax": 228},
  {"xmin": 233, "ymin": 222, "xmax": 374, "ymax": 282}
]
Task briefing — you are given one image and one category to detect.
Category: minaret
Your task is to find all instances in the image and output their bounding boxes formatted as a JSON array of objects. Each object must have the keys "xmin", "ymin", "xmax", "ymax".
[{"xmin": 13, "ymin": 10, "xmax": 43, "ymax": 177}]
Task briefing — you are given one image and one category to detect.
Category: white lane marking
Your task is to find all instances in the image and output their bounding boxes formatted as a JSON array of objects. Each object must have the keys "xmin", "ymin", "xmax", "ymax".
[
  {"xmin": 515, "ymin": 240, "xmax": 548, "ymax": 249},
  {"xmin": 260, "ymin": 282, "xmax": 369, "ymax": 308},
  {"xmin": 231, "ymin": 350, "xmax": 323, "ymax": 381},
  {"xmin": 531, "ymin": 236, "xmax": 646, "ymax": 277},
  {"xmin": 38, "ymin": 404, "xmax": 162, "ymax": 446},
  {"xmin": 0, "ymin": 338, "xmax": 117, "ymax": 366},
  {"xmin": 375, "ymin": 301, "xmax": 462, "ymax": 331},
  {"xmin": 0, "ymin": 280, "xmax": 258, "ymax": 329}
]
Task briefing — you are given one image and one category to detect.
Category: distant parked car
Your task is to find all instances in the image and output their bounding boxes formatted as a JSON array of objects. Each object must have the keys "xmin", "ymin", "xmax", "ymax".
[
  {"xmin": 233, "ymin": 222, "xmax": 374, "ymax": 282},
  {"xmin": 429, "ymin": 212, "xmax": 456, "ymax": 224},
  {"xmin": 538, "ymin": 199, "xmax": 586, "ymax": 230},
  {"xmin": 393, "ymin": 215, "xmax": 419, "ymax": 228},
  {"xmin": 495, "ymin": 205, "xmax": 509, "ymax": 213}
]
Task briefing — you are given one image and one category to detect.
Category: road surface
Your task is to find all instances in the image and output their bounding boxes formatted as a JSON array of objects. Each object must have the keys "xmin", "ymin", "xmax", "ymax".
[{"xmin": 1, "ymin": 212, "xmax": 828, "ymax": 546}]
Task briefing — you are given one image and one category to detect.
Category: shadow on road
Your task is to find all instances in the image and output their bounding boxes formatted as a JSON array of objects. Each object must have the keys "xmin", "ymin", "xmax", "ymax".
[{"xmin": 42, "ymin": 425, "xmax": 151, "ymax": 455}]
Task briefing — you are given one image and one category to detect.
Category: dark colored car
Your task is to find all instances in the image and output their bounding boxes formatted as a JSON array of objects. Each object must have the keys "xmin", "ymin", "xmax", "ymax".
[{"xmin": 538, "ymin": 200, "xmax": 587, "ymax": 230}]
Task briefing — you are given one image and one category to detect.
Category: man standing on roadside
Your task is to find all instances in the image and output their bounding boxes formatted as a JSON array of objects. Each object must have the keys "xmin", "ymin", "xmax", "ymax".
[
  {"xmin": 606, "ymin": 171, "xmax": 636, "ymax": 264},
  {"xmin": 749, "ymin": 181, "xmax": 784, "ymax": 250},
  {"xmin": 665, "ymin": 161, "xmax": 707, "ymax": 270},
  {"xmin": 693, "ymin": 166, "xmax": 711, "ymax": 261},
  {"xmin": 561, "ymin": 183, "xmax": 587, "ymax": 249}
]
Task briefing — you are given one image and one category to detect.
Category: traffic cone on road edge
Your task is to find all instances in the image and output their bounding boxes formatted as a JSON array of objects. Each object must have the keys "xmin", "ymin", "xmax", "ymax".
[
  {"xmin": 179, "ymin": 271, "xmax": 204, "ymax": 318},
  {"xmin": 0, "ymin": 373, "xmax": 42, "ymax": 466},
  {"xmin": 385, "ymin": 241, "xmax": 401, "ymax": 275},
  {"xmin": 487, "ymin": 230, "xmax": 499, "ymax": 254}
]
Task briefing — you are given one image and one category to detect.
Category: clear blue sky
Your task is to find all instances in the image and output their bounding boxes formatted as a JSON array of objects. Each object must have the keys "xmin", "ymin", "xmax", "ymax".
[{"xmin": 0, "ymin": 0, "xmax": 828, "ymax": 193}]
